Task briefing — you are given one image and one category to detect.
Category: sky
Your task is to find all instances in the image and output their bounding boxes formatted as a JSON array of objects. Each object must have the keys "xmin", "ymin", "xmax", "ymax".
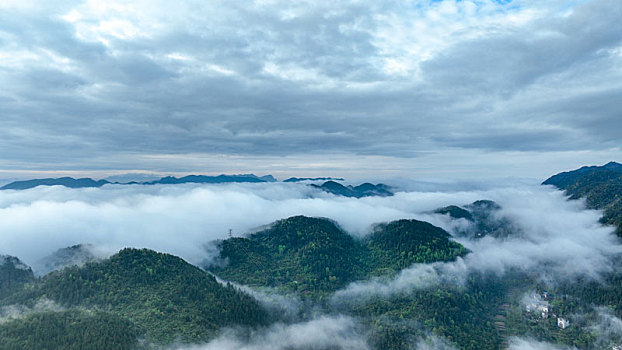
[{"xmin": 1, "ymin": 0, "xmax": 621, "ymax": 181}]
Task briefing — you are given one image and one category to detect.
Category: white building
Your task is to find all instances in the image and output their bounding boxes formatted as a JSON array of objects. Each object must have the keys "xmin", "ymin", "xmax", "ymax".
[
  {"xmin": 557, "ymin": 317, "xmax": 569, "ymax": 329},
  {"xmin": 525, "ymin": 292, "xmax": 549, "ymax": 319}
]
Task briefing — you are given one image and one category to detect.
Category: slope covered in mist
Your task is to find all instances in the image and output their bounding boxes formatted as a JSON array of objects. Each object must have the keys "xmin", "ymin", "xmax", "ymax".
[
  {"xmin": 543, "ymin": 161, "xmax": 622, "ymax": 235},
  {"xmin": 434, "ymin": 199, "xmax": 517, "ymax": 239},
  {"xmin": 0, "ymin": 256, "xmax": 34, "ymax": 300}
]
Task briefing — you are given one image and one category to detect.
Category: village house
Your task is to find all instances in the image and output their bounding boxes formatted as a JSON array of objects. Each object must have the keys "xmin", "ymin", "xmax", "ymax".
[{"xmin": 557, "ymin": 317, "xmax": 570, "ymax": 329}]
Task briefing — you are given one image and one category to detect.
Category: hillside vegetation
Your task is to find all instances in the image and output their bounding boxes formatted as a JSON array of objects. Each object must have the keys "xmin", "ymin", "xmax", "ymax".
[
  {"xmin": 0, "ymin": 248, "xmax": 269, "ymax": 347},
  {"xmin": 208, "ymin": 216, "xmax": 467, "ymax": 298},
  {"xmin": 0, "ymin": 310, "xmax": 138, "ymax": 350},
  {"xmin": 0, "ymin": 256, "xmax": 35, "ymax": 299}
]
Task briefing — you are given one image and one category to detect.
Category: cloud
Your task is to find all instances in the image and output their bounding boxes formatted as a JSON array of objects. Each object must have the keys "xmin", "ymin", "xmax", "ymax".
[
  {"xmin": 0, "ymin": 0, "xmax": 621, "ymax": 177},
  {"xmin": 507, "ymin": 337, "xmax": 574, "ymax": 350},
  {"xmin": 1, "ymin": 180, "xmax": 620, "ymax": 348},
  {"xmin": 0, "ymin": 298, "xmax": 64, "ymax": 324},
  {"xmin": 590, "ymin": 308, "xmax": 622, "ymax": 347},
  {"xmin": 0, "ymin": 181, "xmax": 481, "ymax": 267},
  {"xmin": 414, "ymin": 335, "xmax": 459, "ymax": 350},
  {"xmin": 333, "ymin": 184, "xmax": 622, "ymax": 301},
  {"xmin": 1, "ymin": 180, "xmax": 620, "ymax": 292},
  {"xmin": 171, "ymin": 316, "xmax": 370, "ymax": 350},
  {"xmin": 211, "ymin": 275, "xmax": 303, "ymax": 321}
]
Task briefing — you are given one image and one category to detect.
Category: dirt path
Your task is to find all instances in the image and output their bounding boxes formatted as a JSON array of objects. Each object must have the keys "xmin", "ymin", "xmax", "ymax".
[{"xmin": 494, "ymin": 288, "xmax": 521, "ymax": 349}]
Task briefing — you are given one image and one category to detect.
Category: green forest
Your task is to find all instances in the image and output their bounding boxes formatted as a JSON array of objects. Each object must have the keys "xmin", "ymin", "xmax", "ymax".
[
  {"xmin": 208, "ymin": 216, "xmax": 467, "ymax": 298},
  {"xmin": 1, "ymin": 249, "xmax": 269, "ymax": 348}
]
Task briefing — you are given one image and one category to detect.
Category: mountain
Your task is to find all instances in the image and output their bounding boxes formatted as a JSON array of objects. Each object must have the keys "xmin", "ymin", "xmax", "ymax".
[
  {"xmin": 0, "ymin": 177, "xmax": 110, "ymax": 190},
  {"xmin": 434, "ymin": 200, "xmax": 516, "ymax": 239},
  {"xmin": 0, "ymin": 175, "xmax": 399, "ymax": 199},
  {"xmin": 543, "ymin": 161, "xmax": 622, "ymax": 236},
  {"xmin": 311, "ymin": 181, "xmax": 393, "ymax": 198},
  {"xmin": 366, "ymin": 219, "xmax": 468, "ymax": 274},
  {"xmin": 434, "ymin": 205, "xmax": 474, "ymax": 221},
  {"xmin": 208, "ymin": 216, "xmax": 367, "ymax": 296},
  {"xmin": 259, "ymin": 175, "xmax": 278, "ymax": 182},
  {"xmin": 283, "ymin": 177, "xmax": 345, "ymax": 182},
  {"xmin": 144, "ymin": 174, "xmax": 269, "ymax": 185},
  {"xmin": 543, "ymin": 161, "xmax": 622, "ymax": 189},
  {"xmin": 0, "ymin": 174, "xmax": 277, "ymax": 190},
  {"xmin": 1, "ymin": 248, "xmax": 269, "ymax": 346},
  {"xmin": 34, "ymin": 244, "xmax": 99, "ymax": 276},
  {"xmin": 0, "ymin": 255, "xmax": 34, "ymax": 299},
  {"xmin": 207, "ymin": 216, "xmax": 466, "ymax": 297}
]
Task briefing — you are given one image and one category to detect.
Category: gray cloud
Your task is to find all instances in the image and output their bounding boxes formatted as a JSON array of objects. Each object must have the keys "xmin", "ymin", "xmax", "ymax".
[
  {"xmin": 590, "ymin": 308, "xmax": 622, "ymax": 347},
  {"xmin": 172, "ymin": 315, "xmax": 370, "ymax": 350},
  {"xmin": 414, "ymin": 335, "xmax": 459, "ymax": 350},
  {"xmin": 0, "ymin": 299, "xmax": 64, "ymax": 324},
  {"xmin": 0, "ymin": 1, "xmax": 620, "ymax": 176},
  {"xmin": 507, "ymin": 338, "xmax": 573, "ymax": 350}
]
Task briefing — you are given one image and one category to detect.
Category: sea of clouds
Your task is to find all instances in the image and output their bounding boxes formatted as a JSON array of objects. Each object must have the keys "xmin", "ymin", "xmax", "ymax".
[
  {"xmin": 1, "ymin": 179, "xmax": 620, "ymax": 349},
  {"xmin": 0, "ymin": 180, "xmax": 618, "ymax": 277}
]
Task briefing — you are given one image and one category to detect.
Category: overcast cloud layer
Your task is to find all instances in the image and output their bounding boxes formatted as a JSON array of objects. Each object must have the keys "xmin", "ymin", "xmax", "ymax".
[{"xmin": 0, "ymin": 0, "xmax": 620, "ymax": 179}]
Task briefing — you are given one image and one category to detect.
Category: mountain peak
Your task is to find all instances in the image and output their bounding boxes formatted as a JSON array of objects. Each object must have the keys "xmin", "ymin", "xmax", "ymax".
[
  {"xmin": 0, "ymin": 177, "xmax": 110, "ymax": 190},
  {"xmin": 603, "ymin": 161, "xmax": 622, "ymax": 170},
  {"xmin": 311, "ymin": 181, "xmax": 393, "ymax": 198}
]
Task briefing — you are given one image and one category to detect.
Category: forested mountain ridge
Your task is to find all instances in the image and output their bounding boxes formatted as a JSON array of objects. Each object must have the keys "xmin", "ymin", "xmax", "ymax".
[
  {"xmin": 310, "ymin": 181, "xmax": 393, "ymax": 197},
  {"xmin": 366, "ymin": 219, "xmax": 468, "ymax": 273},
  {"xmin": 0, "ymin": 255, "xmax": 35, "ymax": 299},
  {"xmin": 434, "ymin": 200, "xmax": 516, "ymax": 239},
  {"xmin": 0, "ymin": 248, "xmax": 269, "ymax": 347},
  {"xmin": 543, "ymin": 161, "xmax": 622, "ymax": 235},
  {"xmin": 543, "ymin": 161, "xmax": 622, "ymax": 189},
  {"xmin": 34, "ymin": 244, "xmax": 99, "ymax": 276},
  {"xmin": 207, "ymin": 216, "xmax": 467, "ymax": 298}
]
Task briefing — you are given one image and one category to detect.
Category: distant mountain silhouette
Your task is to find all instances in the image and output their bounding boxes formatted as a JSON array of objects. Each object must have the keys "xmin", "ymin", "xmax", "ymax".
[
  {"xmin": 0, "ymin": 177, "xmax": 110, "ymax": 190},
  {"xmin": 0, "ymin": 174, "xmax": 277, "ymax": 190},
  {"xmin": 283, "ymin": 177, "xmax": 345, "ymax": 182},
  {"xmin": 311, "ymin": 181, "xmax": 393, "ymax": 198},
  {"xmin": 1, "ymin": 175, "xmax": 395, "ymax": 198},
  {"xmin": 144, "ymin": 174, "xmax": 270, "ymax": 185}
]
